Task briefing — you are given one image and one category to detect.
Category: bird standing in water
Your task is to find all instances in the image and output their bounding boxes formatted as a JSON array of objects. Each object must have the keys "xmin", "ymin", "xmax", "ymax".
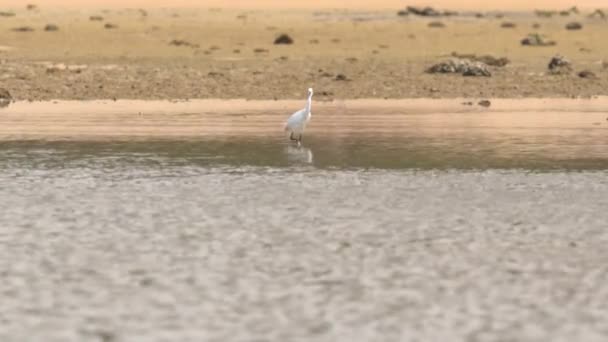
[{"xmin": 285, "ymin": 88, "xmax": 313, "ymax": 145}]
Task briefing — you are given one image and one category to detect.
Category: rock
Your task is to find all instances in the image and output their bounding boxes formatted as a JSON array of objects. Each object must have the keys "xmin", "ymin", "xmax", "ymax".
[
  {"xmin": 26, "ymin": 4, "xmax": 38, "ymax": 10},
  {"xmin": 345, "ymin": 57, "xmax": 358, "ymax": 63},
  {"xmin": 521, "ymin": 33, "xmax": 556, "ymax": 46},
  {"xmin": 397, "ymin": 10, "xmax": 409, "ymax": 16},
  {"xmin": 566, "ymin": 22, "xmax": 582, "ymax": 30},
  {"xmin": 0, "ymin": 88, "xmax": 12, "ymax": 102},
  {"xmin": 104, "ymin": 23, "xmax": 118, "ymax": 29},
  {"xmin": 578, "ymin": 70, "xmax": 597, "ymax": 79},
  {"xmin": 478, "ymin": 100, "xmax": 492, "ymax": 107},
  {"xmin": 335, "ymin": 74, "xmax": 348, "ymax": 81},
  {"xmin": 169, "ymin": 39, "xmax": 199, "ymax": 48},
  {"xmin": 501, "ymin": 22, "xmax": 516, "ymax": 28},
  {"xmin": 44, "ymin": 24, "xmax": 59, "ymax": 32},
  {"xmin": 11, "ymin": 26, "xmax": 34, "ymax": 32},
  {"xmin": 427, "ymin": 59, "xmax": 491, "ymax": 77},
  {"xmin": 588, "ymin": 9, "xmax": 606, "ymax": 19},
  {"xmin": 253, "ymin": 48, "xmax": 268, "ymax": 53},
  {"xmin": 451, "ymin": 53, "xmax": 509, "ymax": 67},
  {"xmin": 548, "ymin": 55, "xmax": 572, "ymax": 74},
  {"xmin": 309, "ymin": 39, "xmax": 319, "ymax": 44},
  {"xmin": 90, "ymin": 15, "xmax": 104, "ymax": 21},
  {"xmin": 532, "ymin": 23, "xmax": 541, "ymax": 29},
  {"xmin": 0, "ymin": 11, "xmax": 15, "ymax": 17},
  {"xmin": 428, "ymin": 21, "xmax": 445, "ymax": 28},
  {"xmin": 274, "ymin": 34, "xmax": 293, "ymax": 45},
  {"xmin": 407, "ymin": 6, "xmax": 441, "ymax": 17},
  {"xmin": 535, "ymin": 10, "xmax": 555, "ymax": 18}
]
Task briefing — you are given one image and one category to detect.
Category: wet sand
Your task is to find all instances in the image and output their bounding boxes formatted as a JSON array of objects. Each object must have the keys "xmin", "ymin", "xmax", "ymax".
[
  {"xmin": 0, "ymin": 6, "xmax": 606, "ymax": 100},
  {"xmin": 1, "ymin": 98, "xmax": 607, "ymax": 140}
]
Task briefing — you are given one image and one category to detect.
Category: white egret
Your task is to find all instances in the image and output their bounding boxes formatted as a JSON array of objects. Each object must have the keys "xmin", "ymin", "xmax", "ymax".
[{"xmin": 284, "ymin": 88, "xmax": 313, "ymax": 144}]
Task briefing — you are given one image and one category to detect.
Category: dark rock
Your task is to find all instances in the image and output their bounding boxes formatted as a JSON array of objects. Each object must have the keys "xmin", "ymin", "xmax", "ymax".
[
  {"xmin": 565, "ymin": 22, "xmax": 582, "ymax": 30},
  {"xmin": 548, "ymin": 55, "xmax": 572, "ymax": 74},
  {"xmin": 44, "ymin": 24, "xmax": 59, "ymax": 32},
  {"xmin": 407, "ymin": 6, "xmax": 441, "ymax": 17},
  {"xmin": 11, "ymin": 26, "xmax": 34, "ymax": 32},
  {"xmin": 0, "ymin": 88, "xmax": 12, "ymax": 101},
  {"xmin": 521, "ymin": 33, "xmax": 556, "ymax": 46},
  {"xmin": 428, "ymin": 21, "xmax": 445, "ymax": 28},
  {"xmin": 233, "ymin": 49, "xmax": 240, "ymax": 53},
  {"xmin": 331, "ymin": 38, "xmax": 341, "ymax": 43},
  {"xmin": 501, "ymin": 22, "xmax": 516, "ymax": 28},
  {"xmin": 90, "ymin": 15, "xmax": 104, "ymax": 21},
  {"xmin": 169, "ymin": 39, "xmax": 199, "ymax": 48},
  {"xmin": 532, "ymin": 23, "xmax": 541, "ymax": 29},
  {"xmin": 535, "ymin": 10, "xmax": 555, "ymax": 18},
  {"xmin": 478, "ymin": 100, "xmax": 491, "ymax": 107},
  {"xmin": 253, "ymin": 48, "xmax": 268, "ymax": 53},
  {"xmin": 427, "ymin": 59, "xmax": 491, "ymax": 77},
  {"xmin": 462, "ymin": 101, "xmax": 474, "ymax": 106},
  {"xmin": 335, "ymin": 74, "xmax": 348, "ymax": 81},
  {"xmin": 578, "ymin": 70, "xmax": 597, "ymax": 79},
  {"xmin": 345, "ymin": 57, "xmax": 358, "ymax": 63},
  {"xmin": 0, "ymin": 11, "xmax": 15, "ymax": 17},
  {"xmin": 397, "ymin": 10, "xmax": 409, "ymax": 16},
  {"xmin": 104, "ymin": 23, "xmax": 118, "ymax": 29},
  {"xmin": 274, "ymin": 34, "xmax": 293, "ymax": 45},
  {"xmin": 26, "ymin": 4, "xmax": 38, "ymax": 10}
]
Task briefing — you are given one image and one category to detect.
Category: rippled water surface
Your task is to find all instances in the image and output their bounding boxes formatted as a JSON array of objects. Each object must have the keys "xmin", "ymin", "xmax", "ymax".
[{"xmin": 2, "ymin": 101, "xmax": 608, "ymax": 341}]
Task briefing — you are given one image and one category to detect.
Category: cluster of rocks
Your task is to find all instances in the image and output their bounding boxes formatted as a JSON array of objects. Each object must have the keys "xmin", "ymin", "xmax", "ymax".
[
  {"xmin": 451, "ymin": 53, "xmax": 510, "ymax": 67},
  {"xmin": 521, "ymin": 33, "xmax": 556, "ymax": 46},
  {"xmin": 397, "ymin": 6, "xmax": 457, "ymax": 17},
  {"xmin": 169, "ymin": 39, "xmax": 199, "ymax": 48},
  {"xmin": 547, "ymin": 55, "xmax": 597, "ymax": 79},
  {"xmin": 426, "ymin": 59, "xmax": 492, "ymax": 77}
]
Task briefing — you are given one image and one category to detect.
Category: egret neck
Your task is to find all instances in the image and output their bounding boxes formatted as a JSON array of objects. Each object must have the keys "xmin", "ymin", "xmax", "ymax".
[{"xmin": 305, "ymin": 91, "xmax": 313, "ymax": 115}]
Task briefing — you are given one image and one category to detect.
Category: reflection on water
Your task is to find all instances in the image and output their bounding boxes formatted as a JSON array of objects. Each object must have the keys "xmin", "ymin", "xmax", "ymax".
[{"xmin": 1, "ymin": 133, "xmax": 608, "ymax": 170}]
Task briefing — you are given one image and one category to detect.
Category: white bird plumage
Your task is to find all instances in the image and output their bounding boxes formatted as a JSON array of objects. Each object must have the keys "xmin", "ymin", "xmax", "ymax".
[{"xmin": 284, "ymin": 88, "xmax": 313, "ymax": 144}]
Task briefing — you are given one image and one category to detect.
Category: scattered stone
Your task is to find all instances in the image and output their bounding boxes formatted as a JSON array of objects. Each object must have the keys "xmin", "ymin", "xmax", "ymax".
[
  {"xmin": 378, "ymin": 44, "xmax": 389, "ymax": 49},
  {"xmin": 451, "ymin": 52, "xmax": 510, "ymax": 67},
  {"xmin": 335, "ymin": 74, "xmax": 348, "ymax": 81},
  {"xmin": 44, "ymin": 24, "xmax": 59, "ymax": 32},
  {"xmin": 309, "ymin": 39, "xmax": 319, "ymax": 44},
  {"xmin": 588, "ymin": 9, "xmax": 606, "ymax": 19},
  {"xmin": 0, "ymin": 88, "xmax": 12, "ymax": 102},
  {"xmin": 475, "ymin": 13, "xmax": 484, "ymax": 18},
  {"xmin": 478, "ymin": 100, "xmax": 492, "ymax": 107},
  {"xmin": 253, "ymin": 48, "xmax": 268, "ymax": 53},
  {"xmin": 345, "ymin": 57, "xmax": 358, "ymax": 63},
  {"xmin": 207, "ymin": 71, "xmax": 223, "ymax": 77},
  {"xmin": 104, "ymin": 23, "xmax": 118, "ymax": 29},
  {"xmin": 565, "ymin": 22, "xmax": 582, "ymax": 30},
  {"xmin": 274, "ymin": 34, "xmax": 293, "ymax": 45},
  {"xmin": 26, "ymin": 4, "xmax": 38, "ymax": 10},
  {"xmin": 0, "ymin": 11, "xmax": 15, "ymax": 17},
  {"xmin": 46, "ymin": 63, "xmax": 88, "ymax": 74},
  {"xmin": 397, "ymin": 10, "xmax": 409, "ymax": 16},
  {"xmin": 501, "ymin": 22, "xmax": 516, "ymax": 28},
  {"xmin": 90, "ymin": 15, "xmax": 104, "ymax": 21},
  {"xmin": 548, "ymin": 55, "xmax": 572, "ymax": 74},
  {"xmin": 428, "ymin": 21, "xmax": 445, "ymax": 28},
  {"xmin": 407, "ymin": 6, "xmax": 441, "ymax": 17},
  {"xmin": 427, "ymin": 59, "xmax": 491, "ymax": 77},
  {"xmin": 521, "ymin": 33, "xmax": 556, "ymax": 46},
  {"xmin": 532, "ymin": 23, "xmax": 541, "ymax": 29},
  {"xmin": 462, "ymin": 101, "xmax": 473, "ymax": 106},
  {"xmin": 535, "ymin": 10, "xmax": 555, "ymax": 18},
  {"xmin": 331, "ymin": 38, "xmax": 341, "ymax": 43},
  {"xmin": 578, "ymin": 70, "xmax": 597, "ymax": 79},
  {"xmin": 11, "ymin": 26, "xmax": 34, "ymax": 32},
  {"xmin": 169, "ymin": 39, "xmax": 199, "ymax": 48},
  {"xmin": 233, "ymin": 49, "xmax": 240, "ymax": 53}
]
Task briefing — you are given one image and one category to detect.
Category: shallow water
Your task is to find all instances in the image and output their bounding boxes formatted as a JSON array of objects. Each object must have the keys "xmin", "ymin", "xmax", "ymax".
[{"xmin": 1, "ymin": 100, "xmax": 608, "ymax": 341}]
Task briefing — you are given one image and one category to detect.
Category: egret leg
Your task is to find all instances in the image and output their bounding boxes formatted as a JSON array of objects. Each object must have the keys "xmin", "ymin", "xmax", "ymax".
[
  {"xmin": 289, "ymin": 132, "xmax": 297, "ymax": 141},
  {"xmin": 298, "ymin": 134, "xmax": 303, "ymax": 142}
]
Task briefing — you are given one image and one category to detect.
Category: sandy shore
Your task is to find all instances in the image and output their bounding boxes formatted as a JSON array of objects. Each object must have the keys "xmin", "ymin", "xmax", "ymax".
[
  {"xmin": 0, "ymin": 98, "xmax": 607, "ymax": 141},
  {"xmin": 0, "ymin": 6, "xmax": 606, "ymax": 101}
]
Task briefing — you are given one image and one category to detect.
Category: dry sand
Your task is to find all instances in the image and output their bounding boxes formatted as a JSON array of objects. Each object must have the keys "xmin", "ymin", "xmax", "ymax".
[{"xmin": 0, "ymin": 5, "xmax": 606, "ymax": 101}]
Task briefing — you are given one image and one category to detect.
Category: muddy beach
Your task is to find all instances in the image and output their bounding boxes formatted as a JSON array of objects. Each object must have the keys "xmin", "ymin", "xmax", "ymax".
[{"xmin": 0, "ymin": 4, "xmax": 606, "ymax": 101}]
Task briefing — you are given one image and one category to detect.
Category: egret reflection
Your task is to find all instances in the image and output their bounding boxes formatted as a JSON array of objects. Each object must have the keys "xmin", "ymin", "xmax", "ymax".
[{"xmin": 285, "ymin": 144, "xmax": 313, "ymax": 165}]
